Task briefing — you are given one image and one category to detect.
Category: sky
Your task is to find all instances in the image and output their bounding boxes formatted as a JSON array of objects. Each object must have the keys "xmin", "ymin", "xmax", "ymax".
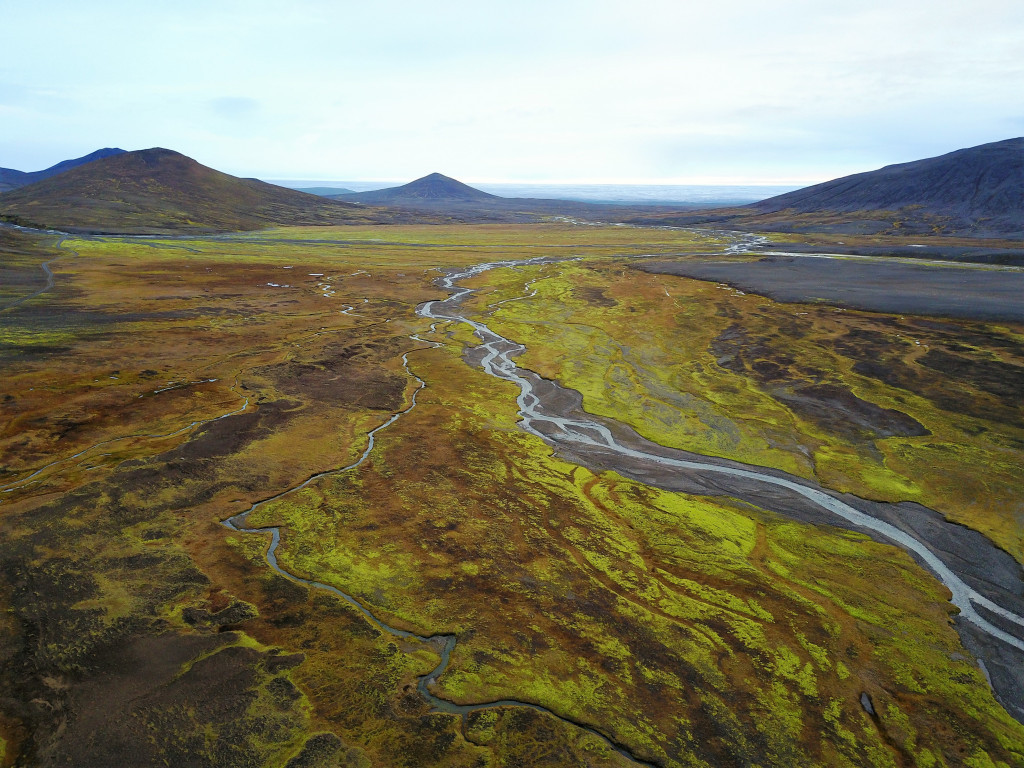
[{"xmin": 2, "ymin": 0, "xmax": 1023, "ymax": 184}]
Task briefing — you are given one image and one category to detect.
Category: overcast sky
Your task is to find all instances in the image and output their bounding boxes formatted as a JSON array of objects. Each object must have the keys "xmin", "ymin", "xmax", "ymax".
[{"xmin": 2, "ymin": 0, "xmax": 1022, "ymax": 184}]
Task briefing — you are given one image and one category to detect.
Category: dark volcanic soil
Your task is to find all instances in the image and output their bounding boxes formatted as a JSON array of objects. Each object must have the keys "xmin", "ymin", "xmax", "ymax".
[{"xmin": 639, "ymin": 255, "xmax": 1024, "ymax": 322}]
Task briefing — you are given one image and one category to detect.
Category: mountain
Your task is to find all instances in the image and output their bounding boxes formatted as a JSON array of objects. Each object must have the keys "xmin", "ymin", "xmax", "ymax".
[
  {"xmin": 0, "ymin": 148, "xmax": 416, "ymax": 233},
  {"xmin": 753, "ymin": 137, "xmax": 1024, "ymax": 228},
  {"xmin": 0, "ymin": 148, "xmax": 126, "ymax": 192},
  {"xmin": 0, "ymin": 169, "xmax": 27, "ymax": 192},
  {"xmin": 333, "ymin": 173, "xmax": 499, "ymax": 204},
  {"xmin": 629, "ymin": 138, "xmax": 1024, "ymax": 237},
  {"xmin": 327, "ymin": 172, "xmax": 678, "ymax": 223}
]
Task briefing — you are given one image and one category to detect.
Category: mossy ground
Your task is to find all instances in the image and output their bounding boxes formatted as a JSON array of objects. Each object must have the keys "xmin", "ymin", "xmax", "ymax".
[
  {"xmin": 251, "ymin": 324, "xmax": 1024, "ymax": 767},
  {"xmin": 1, "ymin": 225, "xmax": 1021, "ymax": 767},
  {"xmin": 463, "ymin": 258, "xmax": 1024, "ymax": 561}
]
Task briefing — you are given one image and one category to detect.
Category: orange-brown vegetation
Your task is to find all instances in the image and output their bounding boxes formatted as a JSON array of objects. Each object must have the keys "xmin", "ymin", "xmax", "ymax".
[{"xmin": 1, "ymin": 225, "xmax": 1021, "ymax": 767}]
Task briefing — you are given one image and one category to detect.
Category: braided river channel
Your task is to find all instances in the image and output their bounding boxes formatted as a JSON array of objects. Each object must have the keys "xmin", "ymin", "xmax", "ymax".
[{"xmin": 226, "ymin": 237, "xmax": 1024, "ymax": 760}]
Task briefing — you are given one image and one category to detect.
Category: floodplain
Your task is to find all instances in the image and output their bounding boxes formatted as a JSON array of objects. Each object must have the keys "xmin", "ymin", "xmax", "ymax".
[{"xmin": 1, "ymin": 223, "xmax": 1023, "ymax": 768}]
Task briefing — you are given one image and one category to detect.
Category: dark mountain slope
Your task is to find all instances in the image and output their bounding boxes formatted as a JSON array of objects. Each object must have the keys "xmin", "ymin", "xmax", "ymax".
[
  {"xmin": 0, "ymin": 148, "xmax": 411, "ymax": 233},
  {"xmin": 0, "ymin": 170, "xmax": 28, "ymax": 192},
  {"xmin": 753, "ymin": 137, "xmax": 1024, "ymax": 225},
  {"xmin": 629, "ymin": 138, "xmax": 1024, "ymax": 237},
  {"xmin": 333, "ymin": 173, "xmax": 499, "ymax": 204},
  {"xmin": 0, "ymin": 148, "xmax": 126, "ymax": 192}
]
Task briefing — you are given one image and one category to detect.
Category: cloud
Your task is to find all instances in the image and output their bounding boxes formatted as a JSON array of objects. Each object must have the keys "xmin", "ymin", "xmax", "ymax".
[{"xmin": 2, "ymin": 0, "xmax": 1023, "ymax": 180}]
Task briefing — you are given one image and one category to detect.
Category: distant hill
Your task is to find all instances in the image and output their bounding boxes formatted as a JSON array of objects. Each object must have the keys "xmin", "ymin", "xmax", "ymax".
[
  {"xmin": 333, "ymin": 173, "xmax": 499, "ymax": 204},
  {"xmin": 327, "ymin": 172, "xmax": 677, "ymax": 223},
  {"xmin": 0, "ymin": 148, "xmax": 126, "ymax": 192},
  {"xmin": 629, "ymin": 138, "xmax": 1024, "ymax": 237},
  {"xmin": 0, "ymin": 148, "xmax": 417, "ymax": 233}
]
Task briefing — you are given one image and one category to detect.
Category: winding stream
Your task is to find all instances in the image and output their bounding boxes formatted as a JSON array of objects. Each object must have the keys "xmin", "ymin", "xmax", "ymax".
[
  {"xmin": 222, "ymin": 334, "xmax": 656, "ymax": 765},
  {"xmin": 8, "ymin": 218, "xmax": 1023, "ymax": 751},
  {"xmin": 418, "ymin": 257, "xmax": 1024, "ymax": 655},
  {"xmin": 223, "ymin": 238, "xmax": 1024, "ymax": 760}
]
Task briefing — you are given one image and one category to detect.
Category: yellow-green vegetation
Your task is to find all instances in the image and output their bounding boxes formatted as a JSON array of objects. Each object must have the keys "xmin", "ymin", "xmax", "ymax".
[
  {"xmin": 247, "ymin": 222, "xmax": 736, "ymax": 248},
  {"xmin": 1, "ymin": 224, "xmax": 1022, "ymax": 767},
  {"xmin": 0, "ymin": 439, "xmax": 322, "ymax": 766},
  {"xmin": 247, "ymin": 327, "xmax": 1024, "ymax": 767},
  {"xmin": 464, "ymin": 258, "xmax": 1024, "ymax": 561}
]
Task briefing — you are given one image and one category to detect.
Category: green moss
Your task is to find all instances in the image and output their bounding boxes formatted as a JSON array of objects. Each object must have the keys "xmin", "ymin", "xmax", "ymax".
[
  {"xmin": 242, "ymin": 329, "xmax": 1024, "ymax": 766},
  {"xmin": 460, "ymin": 258, "xmax": 1024, "ymax": 561},
  {"xmin": 5, "ymin": 225, "xmax": 1023, "ymax": 768}
]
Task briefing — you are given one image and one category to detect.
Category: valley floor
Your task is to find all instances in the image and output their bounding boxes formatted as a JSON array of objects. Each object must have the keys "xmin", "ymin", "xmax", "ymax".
[{"xmin": 1, "ymin": 223, "xmax": 1022, "ymax": 767}]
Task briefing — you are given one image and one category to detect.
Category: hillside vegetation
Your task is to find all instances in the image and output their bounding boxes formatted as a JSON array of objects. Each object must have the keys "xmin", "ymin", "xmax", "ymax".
[{"xmin": 0, "ymin": 149, "xmax": 420, "ymax": 233}]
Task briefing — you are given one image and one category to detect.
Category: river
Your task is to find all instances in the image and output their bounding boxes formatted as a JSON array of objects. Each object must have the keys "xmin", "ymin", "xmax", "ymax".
[{"xmin": 224, "ymin": 234, "xmax": 1024, "ymax": 757}]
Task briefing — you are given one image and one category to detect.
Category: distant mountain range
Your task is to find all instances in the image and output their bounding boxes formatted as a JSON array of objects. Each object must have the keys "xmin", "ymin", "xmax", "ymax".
[
  {"xmin": 323, "ymin": 141, "xmax": 1024, "ymax": 236},
  {"xmin": 630, "ymin": 137, "xmax": 1024, "ymax": 237},
  {"xmin": 0, "ymin": 148, "xmax": 126, "ymax": 192},
  {"xmin": 325, "ymin": 172, "xmax": 671, "ymax": 222},
  {"xmin": 1, "ymin": 138, "xmax": 1021, "ymax": 237},
  {"xmin": 0, "ymin": 148, "xmax": 423, "ymax": 234}
]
